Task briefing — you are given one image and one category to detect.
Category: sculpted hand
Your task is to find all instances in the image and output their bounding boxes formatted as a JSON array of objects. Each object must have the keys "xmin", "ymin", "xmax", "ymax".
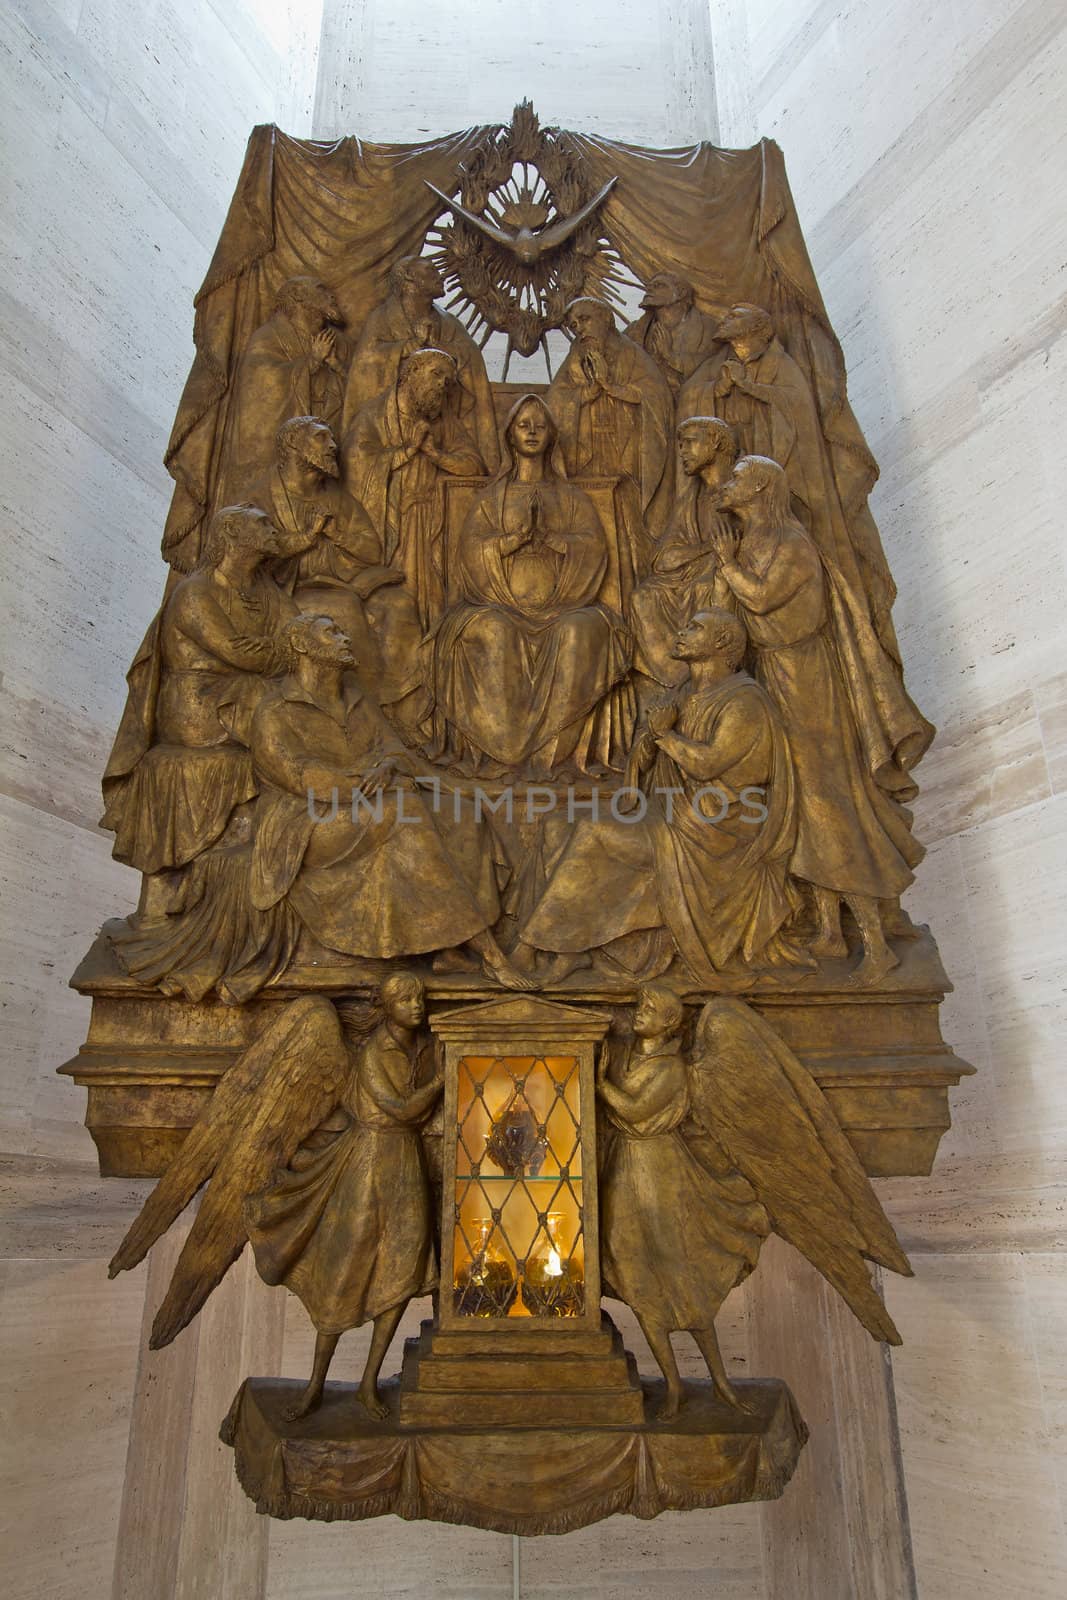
[
  {"xmin": 582, "ymin": 347, "xmax": 609, "ymax": 389},
  {"xmin": 713, "ymin": 366, "xmax": 734, "ymax": 400},
  {"xmin": 613, "ymin": 784, "xmax": 646, "ymax": 816},
  {"xmin": 646, "ymin": 700, "xmax": 679, "ymax": 738},
  {"xmin": 709, "ymin": 520, "xmax": 739, "ymax": 567},
  {"xmin": 358, "ymin": 759, "xmax": 396, "ymax": 798},
  {"xmin": 310, "ymin": 328, "xmax": 335, "ymax": 368}
]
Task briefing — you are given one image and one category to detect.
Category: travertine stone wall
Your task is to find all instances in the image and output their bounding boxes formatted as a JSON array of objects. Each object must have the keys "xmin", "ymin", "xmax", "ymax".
[
  {"xmin": 3, "ymin": 2, "xmax": 1065, "ymax": 1597},
  {"xmin": 709, "ymin": 1, "xmax": 1067, "ymax": 1595},
  {"xmin": 312, "ymin": 0, "xmax": 718, "ymax": 144},
  {"xmin": 0, "ymin": 4, "xmax": 321, "ymax": 1596}
]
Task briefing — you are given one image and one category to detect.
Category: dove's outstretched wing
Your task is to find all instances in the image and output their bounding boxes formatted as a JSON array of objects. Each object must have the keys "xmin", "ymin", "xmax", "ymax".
[
  {"xmin": 689, "ymin": 998, "xmax": 912, "ymax": 1345},
  {"xmin": 424, "ymin": 182, "xmax": 515, "ymax": 251},
  {"xmin": 109, "ymin": 995, "xmax": 349, "ymax": 1348},
  {"xmin": 533, "ymin": 178, "xmax": 617, "ymax": 252}
]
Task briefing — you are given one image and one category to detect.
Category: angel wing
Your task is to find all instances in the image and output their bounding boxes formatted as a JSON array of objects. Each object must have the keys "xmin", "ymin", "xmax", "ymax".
[
  {"xmin": 532, "ymin": 178, "xmax": 617, "ymax": 252},
  {"xmin": 689, "ymin": 997, "xmax": 912, "ymax": 1345},
  {"xmin": 109, "ymin": 995, "xmax": 349, "ymax": 1349}
]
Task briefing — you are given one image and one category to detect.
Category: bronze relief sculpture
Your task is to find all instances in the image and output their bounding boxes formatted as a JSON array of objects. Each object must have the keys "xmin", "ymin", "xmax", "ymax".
[{"xmin": 61, "ymin": 103, "xmax": 974, "ymax": 1534}]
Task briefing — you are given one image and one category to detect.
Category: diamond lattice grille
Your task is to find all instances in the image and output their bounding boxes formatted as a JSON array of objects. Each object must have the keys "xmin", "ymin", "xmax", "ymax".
[{"xmin": 452, "ymin": 1055, "xmax": 585, "ymax": 1319}]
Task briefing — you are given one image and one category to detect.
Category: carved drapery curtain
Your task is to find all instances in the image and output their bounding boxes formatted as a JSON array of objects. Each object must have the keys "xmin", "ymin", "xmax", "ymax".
[{"xmin": 162, "ymin": 123, "xmax": 895, "ymax": 654}]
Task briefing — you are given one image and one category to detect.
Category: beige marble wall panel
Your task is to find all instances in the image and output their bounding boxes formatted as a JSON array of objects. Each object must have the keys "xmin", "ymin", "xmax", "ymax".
[
  {"xmin": 0, "ymin": 793, "xmax": 131, "ymax": 1161},
  {"xmin": 886, "ymin": 1253, "xmax": 1067, "ymax": 1599},
  {"xmin": 313, "ymin": 0, "xmax": 716, "ymax": 145},
  {"xmin": 173, "ymin": 1250, "xmax": 286, "ymax": 1600},
  {"xmin": 1036, "ymin": 671, "xmax": 1067, "ymax": 796},
  {"xmin": 1022, "ymin": 1253, "xmax": 1067, "ymax": 1529},
  {"xmin": 0, "ymin": 1255, "xmax": 146, "ymax": 1600},
  {"xmin": 957, "ymin": 795, "xmax": 1067, "ymax": 1159}
]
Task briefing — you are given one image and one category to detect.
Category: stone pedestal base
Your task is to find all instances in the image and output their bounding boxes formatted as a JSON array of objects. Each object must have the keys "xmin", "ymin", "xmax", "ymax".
[
  {"xmin": 399, "ymin": 1317, "xmax": 646, "ymax": 1428},
  {"xmin": 221, "ymin": 1374, "xmax": 808, "ymax": 1533},
  {"xmin": 61, "ymin": 924, "xmax": 973, "ymax": 1180}
]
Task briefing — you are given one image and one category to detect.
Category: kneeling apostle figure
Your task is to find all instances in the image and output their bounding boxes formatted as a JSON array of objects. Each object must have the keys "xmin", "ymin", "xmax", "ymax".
[{"xmin": 515, "ymin": 607, "xmax": 801, "ymax": 983}]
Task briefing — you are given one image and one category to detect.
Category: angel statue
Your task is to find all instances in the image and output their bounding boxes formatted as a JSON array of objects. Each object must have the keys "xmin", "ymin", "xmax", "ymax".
[
  {"xmin": 596, "ymin": 985, "xmax": 911, "ymax": 1420},
  {"xmin": 108, "ymin": 972, "xmax": 443, "ymax": 1422}
]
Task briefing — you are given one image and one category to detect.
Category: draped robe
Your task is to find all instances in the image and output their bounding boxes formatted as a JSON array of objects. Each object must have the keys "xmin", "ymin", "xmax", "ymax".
[
  {"xmin": 629, "ymin": 477, "xmax": 733, "ymax": 687},
  {"xmin": 432, "ymin": 475, "xmax": 631, "ymax": 770},
  {"xmin": 547, "ymin": 333, "xmax": 674, "ymax": 537},
  {"xmin": 599, "ymin": 1042, "xmax": 769, "ymax": 1329},
  {"xmin": 344, "ymin": 386, "xmax": 486, "ymax": 633},
  {"xmin": 249, "ymin": 674, "xmax": 501, "ymax": 957},
  {"xmin": 246, "ymin": 1021, "xmax": 436, "ymax": 1334},
  {"xmin": 520, "ymin": 670, "xmax": 799, "ymax": 978},
  {"xmin": 341, "ymin": 294, "xmax": 499, "ymax": 471},
  {"xmin": 718, "ymin": 520, "xmax": 923, "ymax": 898},
  {"xmin": 101, "ymin": 568, "xmax": 295, "ymax": 873}
]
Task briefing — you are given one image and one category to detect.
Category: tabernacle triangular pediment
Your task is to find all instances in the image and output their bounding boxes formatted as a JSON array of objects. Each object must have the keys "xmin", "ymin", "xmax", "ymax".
[{"xmin": 430, "ymin": 994, "xmax": 613, "ymax": 1038}]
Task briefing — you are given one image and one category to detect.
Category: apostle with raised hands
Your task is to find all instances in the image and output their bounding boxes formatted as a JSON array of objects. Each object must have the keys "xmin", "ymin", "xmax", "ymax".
[
  {"xmin": 547, "ymin": 297, "xmax": 674, "ymax": 537},
  {"xmin": 344, "ymin": 347, "xmax": 488, "ymax": 634},
  {"xmin": 262, "ymin": 414, "xmax": 425, "ymax": 734},
  {"xmin": 343, "ymin": 254, "xmax": 499, "ymax": 473},
  {"xmin": 629, "ymin": 415, "xmax": 739, "ymax": 695}
]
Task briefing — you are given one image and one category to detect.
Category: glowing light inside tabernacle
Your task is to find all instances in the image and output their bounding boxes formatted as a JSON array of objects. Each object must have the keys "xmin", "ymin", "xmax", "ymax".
[{"xmin": 452, "ymin": 1056, "xmax": 585, "ymax": 1318}]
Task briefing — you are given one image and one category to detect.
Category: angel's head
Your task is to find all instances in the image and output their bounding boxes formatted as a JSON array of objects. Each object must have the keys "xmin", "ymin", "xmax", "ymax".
[
  {"xmin": 633, "ymin": 984, "xmax": 684, "ymax": 1041},
  {"xmin": 380, "ymin": 971, "xmax": 425, "ymax": 1029}
]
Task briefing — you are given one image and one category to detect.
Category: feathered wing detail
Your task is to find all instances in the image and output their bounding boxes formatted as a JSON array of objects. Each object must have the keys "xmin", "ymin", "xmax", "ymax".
[
  {"xmin": 425, "ymin": 177, "xmax": 616, "ymax": 262},
  {"xmin": 535, "ymin": 178, "xmax": 618, "ymax": 251},
  {"xmin": 109, "ymin": 996, "xmax": 349, "ymax": 1348},
  {"xmin": 688, "ymin": 998, "xmax": 912, "ymax": 1346},
  {"xmin": 424, "ymin": 182, "xmax": 514, "ymax": 250}
]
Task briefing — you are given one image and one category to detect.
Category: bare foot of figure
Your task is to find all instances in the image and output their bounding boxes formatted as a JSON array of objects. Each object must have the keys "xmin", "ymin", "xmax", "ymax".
[
  {"xmin": 483, "ymin": 953, "xmax": 538, "ymax": 991},
  {"xmin": 358, "ymin": 1379, "xmax": 390, "ymax": 1421},
  {"xmin": 285, "ymin": 1381, "xmax": 325, "ymax": 1421},
  {"xmin": 478, "ymin": 933, "xmax": 538, "ymax": 991}
]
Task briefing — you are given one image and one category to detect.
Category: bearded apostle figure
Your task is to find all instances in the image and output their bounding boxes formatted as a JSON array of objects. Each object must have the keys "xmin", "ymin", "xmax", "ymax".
[
  {"xmin": 710, "ymin": 456, "xmax": 927, "ymax": 981},
  {"xmin": 627, "ymin": 272, "xmax": 721, "ymax": 395},
  {"xmin": 342, "ymin": 255, "xmax": 499, "ymax": 472},
  {"xmin": 630, "ymin": 416, "xmax": 739, "ymax": 695},
  {"xmin": 547, "ymin": 297, "xmax": 674, "ymax": 538},
  {"xmin": 514, "ymin": 607, "xmax": 802, "ymax": 985},
  {"xmin": 344, "ymin": 348, "xmax": 488, "ymax": 634},
  {"xmin": 221, "ymin": 277, "xmax": 349, "ymax": 500}
]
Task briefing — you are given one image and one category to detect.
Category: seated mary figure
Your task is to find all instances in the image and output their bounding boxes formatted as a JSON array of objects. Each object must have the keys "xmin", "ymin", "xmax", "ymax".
[{"xmin": 432, "ymin": 394, "xmax": 631, "ymax": 776}]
